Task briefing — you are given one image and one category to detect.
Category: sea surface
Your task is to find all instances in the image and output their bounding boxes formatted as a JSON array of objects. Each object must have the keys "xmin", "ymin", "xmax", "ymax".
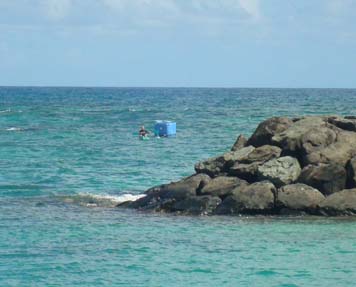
[{"xmin": 0, "ymin": 87, "xmax": 355, "ymax": 286}]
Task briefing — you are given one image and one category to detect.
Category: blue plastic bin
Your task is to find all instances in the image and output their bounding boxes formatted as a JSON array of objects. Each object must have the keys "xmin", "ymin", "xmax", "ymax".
[{"xmin": 154, "ymin": 121, "xmax": 176, "ymax": 137}]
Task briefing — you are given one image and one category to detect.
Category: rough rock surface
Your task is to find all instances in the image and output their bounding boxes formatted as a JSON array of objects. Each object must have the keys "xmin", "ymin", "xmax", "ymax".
[
  {"xmin": 277, "ymin": 183, "xmax": 325, "ymax": 211},
  {"xmin": 215, "ymin": 181, "xmax": 276, "ymax": 215},
  {"xmin": 298, "ymin": 163, "xmax": 346, "ymax": 196},
  {"xmin": 320, "ymin": 189, "xmax": 356, "ymax": 215},
  {"xmin": 121, "ymin": 115, "xmax": 356, "ymax": 216},
  {"xmin": 194, "ymin": 155, "xmax": 226, "ymax": 177},
  {"xmin": 247, "ymin": 117, "xmax": 293, "ymax": 147},
  {"xmin": 257, "ymin": 156, "xmax": 301, "ymax": 187},
  {"xmin": 231, "ymin": 134, "xmax": 247, "ymax": 151},
  {"xmin": 199, "ymin": 176, "xmax": 248, "ymax": 198}
]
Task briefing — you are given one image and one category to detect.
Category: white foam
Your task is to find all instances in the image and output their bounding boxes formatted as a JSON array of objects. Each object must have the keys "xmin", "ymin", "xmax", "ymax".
[
  {"xmin": 6, "ymin": 127, "xmax": 22, "ymax": 131},
  {"xmin": 60, "ymin": 192, "xmax": 146, "ymax": 208}
]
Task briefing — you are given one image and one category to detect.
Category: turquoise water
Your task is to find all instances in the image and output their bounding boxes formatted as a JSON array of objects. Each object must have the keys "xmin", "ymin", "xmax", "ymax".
[{"xmin": 1, "ymin": 87, "xmax": 356, "ymax": 286}]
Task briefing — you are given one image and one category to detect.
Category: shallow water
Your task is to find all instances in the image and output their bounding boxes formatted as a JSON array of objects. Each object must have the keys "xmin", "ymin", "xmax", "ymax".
[{"xmin": 1, "ymin": 87, "xmax": 356, "ymax": 286}]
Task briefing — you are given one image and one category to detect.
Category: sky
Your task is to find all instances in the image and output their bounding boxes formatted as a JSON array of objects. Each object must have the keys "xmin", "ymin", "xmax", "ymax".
[{"xmin": 0, "ymin": 0, "xmax": 355, "ymax": 88}]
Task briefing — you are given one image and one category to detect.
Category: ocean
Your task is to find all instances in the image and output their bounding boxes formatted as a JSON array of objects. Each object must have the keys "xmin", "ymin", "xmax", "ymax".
[{"xmin": 0, "ymin": 87, "xmax": 355, "ymax": 286}]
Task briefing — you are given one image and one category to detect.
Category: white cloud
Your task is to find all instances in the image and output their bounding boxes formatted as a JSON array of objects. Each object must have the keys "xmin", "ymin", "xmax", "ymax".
[
  {"xmin": 42, "ymin": 0, "xmax": 72, "ymax": 20},
  {"xmin": 238, "ymin": 0, "xmax": 260, "ymax": 20}
]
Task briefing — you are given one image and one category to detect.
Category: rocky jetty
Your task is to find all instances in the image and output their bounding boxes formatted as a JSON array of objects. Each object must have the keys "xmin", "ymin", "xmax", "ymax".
[{"xmin": 119, "ymin": 116, "xmax": 356, "ymax": 216}]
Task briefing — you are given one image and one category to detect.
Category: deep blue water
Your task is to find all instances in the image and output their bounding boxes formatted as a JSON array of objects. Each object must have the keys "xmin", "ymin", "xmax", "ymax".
[{"xmin": 0, "ymin": 87, "xmax": 355, "ymax": 286}]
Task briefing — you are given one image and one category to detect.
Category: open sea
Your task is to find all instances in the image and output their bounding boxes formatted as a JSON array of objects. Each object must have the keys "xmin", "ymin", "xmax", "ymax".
[{"xmin": 0, "ymin": 87, "xmax": 355, "ymax": 286}]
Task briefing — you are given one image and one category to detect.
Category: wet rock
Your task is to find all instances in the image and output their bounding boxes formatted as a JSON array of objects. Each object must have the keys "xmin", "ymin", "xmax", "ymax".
[
  {"xmin": 231, "ymin": 134, "xmax": 247, "ymax": 151},
  {"xmin": 215, "ymin": 181, "xmax": 276, "ymax": 215},
  {"xmin": 172, "ymin": 196, "xmax": 222, "ymax": 215},
  {"xmin": 319, "ymin": 189, "xmax": 356, "ymax": 215},
  {"xmin": 257, "ymin": 156, "xmax": 301, "ymax": 187},
  {"xmin": 247, "ymin": 117, "xmax": 293, "ymax": 147},
  {"xmin": 298, "ymin": 163, "xmax": 346, "ymax": 196},
  {"xmin": 199, "ymin": 176, "xmax": 248, "ymax": 198},
  {"xmin": 276, "ymin": 183, "xmax": 325, "ymax": 212}
]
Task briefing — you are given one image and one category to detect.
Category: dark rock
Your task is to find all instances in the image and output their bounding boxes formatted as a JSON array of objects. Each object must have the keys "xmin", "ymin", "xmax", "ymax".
[
  {"xmin": 298, "ymin": 163, "xmax": 346, "ymax": 196},
  {"xmin": 247, "ymin": 117, "xmax": 293, "ymax": 147},
  {"xmin": 227, "ymin": 145, "xmax": 281, "ymax": 182},
  {"xmin": 319, "ymin": 189, "xmax": 356, "ymax": 215},
  {"xmin": 346, "ymin": 157, "xmax": 356, "ymax": 188},
  {"xmin": 194, "ymin": 155, "xmax": 226, "ymax": 177},
  {"xmin": 145, "ymin": 173, "xmax": 211, "ymax": 199},
  {"xmin": 229, "ymin": 162, "xmax": 260, "ymax": 182},
  {"xmin": 328, "ymin": 116, "xmax": 356, "ymax": 132},
  {"xmin": 231, "ymin": 134, "xmax": 247, "ymax": 151},
  {"xmin": 276, "ymin": 183, "xmax": 325, "ymax": 212},
  {"xmin": 257, "ymin": 156, "xmax": 301, "ymax": 187},
  {"xmin": 127, "ymin": 194, "xmax": 162, "ymax": 210},
  {"xmin": 199, "ymin": 176, "xmax": 248, "ymax": 198},
  {"xmin": 272, "ymin": 117, "xmax": 337, "ymax": 160},
  {"xmin": 172, "ymin": 196, "xmax": 222, "ymax": 215},
  {"xmin": 215, "ymin": 181, "xmax": 276, "ymax": 215}
]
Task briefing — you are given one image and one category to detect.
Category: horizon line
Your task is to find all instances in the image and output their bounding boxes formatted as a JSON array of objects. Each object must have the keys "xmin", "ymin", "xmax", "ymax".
[{"xmin": 0, "ymin": 85, "xmax": 355, "ymax": 90}]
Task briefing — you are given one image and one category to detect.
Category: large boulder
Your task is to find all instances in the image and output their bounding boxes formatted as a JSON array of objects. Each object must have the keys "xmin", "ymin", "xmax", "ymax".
[
  {"xmin": 319, "ymin": 189, "xmax": 356, "ymax": 215},
  {"xmin": 145, "ymin": 173, "xmax": 211, "ymax": 198},
  {"xmin": 346, "ymin": 157, "xmax": 356, "ymax": 188},
  {"xmin": 215, "ymin": 181, "xmax": 276, "ymax": 215},
  {"xmin": 172, "ymin": 196, "xmax": 222, "ymax": 215},
  {"xmin": 272, "ymin": 117, "xmax": 337, "ymax": 162},
  {"xmin": 228, "ymin": 145, "xmax": 281, "ymax": 182},
  {"xmin": 231, "ymin": 134, "xmax": 247, "ymax": 151},
  {"xmin": 199, "ymin": 176, "xmax": 248, "ymax": 198},
  {"xmin": 305, "ymin": 130, "xmax": 356, "ymax": 166},
  {"xmin": 277, "ymin": 183, "xmax": 325, "ymax": 212},
  {"xmin": 257, "ymin": 156, "xmax": 301, "ymax": 187},
  {"xmin": 247, "ymin": 117, "xmax": 293, "ymax": 147},
  {"xmin": 298, "ymin": 163, "xmax": 346, "ymax": 196}
]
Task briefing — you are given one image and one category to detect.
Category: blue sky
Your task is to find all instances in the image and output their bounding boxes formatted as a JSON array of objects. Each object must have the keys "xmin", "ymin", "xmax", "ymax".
[{"xmin": 0, "ymin": 0, "xmax": 355, "ymax": 88}]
